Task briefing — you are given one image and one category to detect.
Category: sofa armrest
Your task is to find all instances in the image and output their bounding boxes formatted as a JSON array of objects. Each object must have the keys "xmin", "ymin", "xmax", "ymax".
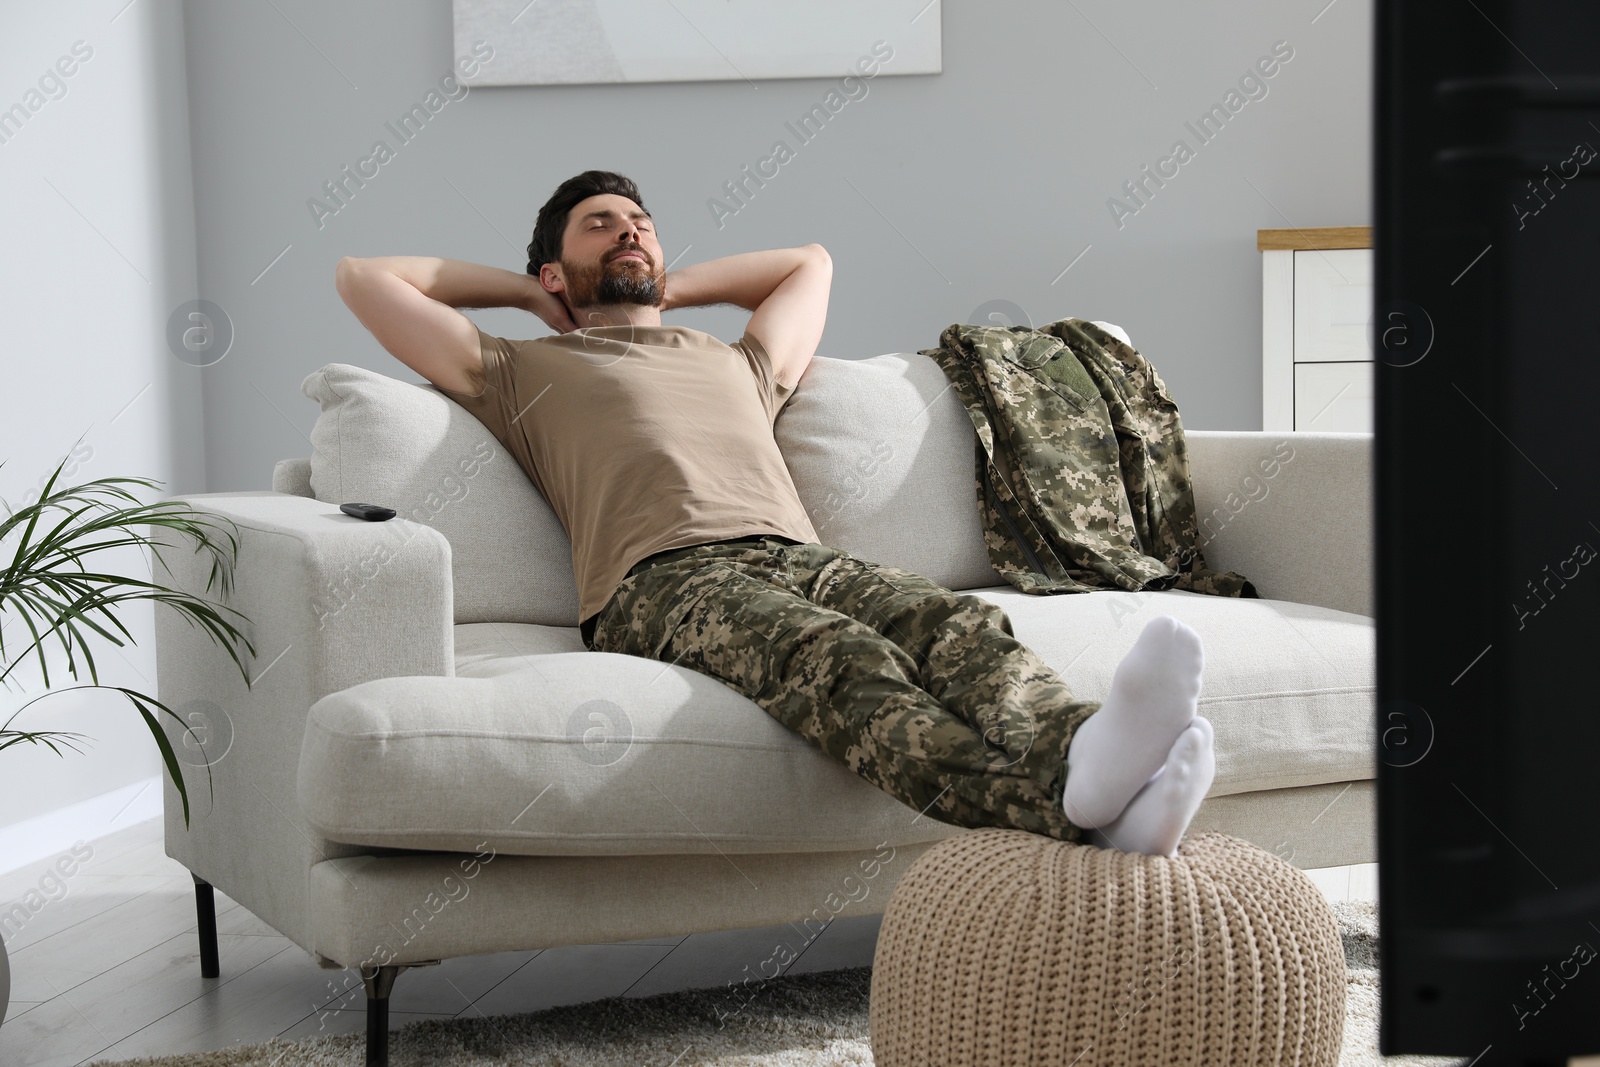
[
  {"xmin": 273, "ymin": 457, "xmax": 313, "ymax": 497},
  {"xmin": 151, "ymin": 490, "xmax": 454, "ymax": 947},
  {"xmin": 154, "ymin": 491, "xmax": 454, "ymax": 695},
  {"xmin": 1184, "ymin": 431, "xmax": 1372, "ymax": 618}
]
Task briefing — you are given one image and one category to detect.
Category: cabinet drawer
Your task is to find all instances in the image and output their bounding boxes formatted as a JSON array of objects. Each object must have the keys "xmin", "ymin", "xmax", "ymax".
[
  {"xmin": 1293, "ymin": 248, "xmax": 1373, "ymax": 362},
  {"xmin": 1294, "ymin": 361, "xmax": 1373, "ymax": 432}
]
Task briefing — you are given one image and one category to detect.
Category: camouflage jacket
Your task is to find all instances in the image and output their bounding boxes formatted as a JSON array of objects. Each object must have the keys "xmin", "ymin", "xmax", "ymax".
[{"xmin": 918, "ymin": 318, "xmax": 1257, "ymax": 598}]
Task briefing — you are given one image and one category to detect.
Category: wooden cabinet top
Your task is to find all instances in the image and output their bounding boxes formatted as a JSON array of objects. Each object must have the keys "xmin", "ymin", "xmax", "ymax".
[{"xmin": 1256, "ymin": 226, "xmax": 1371, "ymax": 251}]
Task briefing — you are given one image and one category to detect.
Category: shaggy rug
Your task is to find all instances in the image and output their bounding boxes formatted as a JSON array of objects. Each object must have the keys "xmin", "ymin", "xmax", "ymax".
[{"xmin": 89, "ymin": 900, "xmax": 1462, "ymax": 1066}]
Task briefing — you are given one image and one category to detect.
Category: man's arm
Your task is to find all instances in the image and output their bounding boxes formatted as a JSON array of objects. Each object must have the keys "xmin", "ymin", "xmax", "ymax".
[
  {"xmin": 334, "ymin": 256, "xmax": 575, "ymax": 395},
  {"xmin": 662, "ymin": 244, "xmax": 832, "ymax": 389}
]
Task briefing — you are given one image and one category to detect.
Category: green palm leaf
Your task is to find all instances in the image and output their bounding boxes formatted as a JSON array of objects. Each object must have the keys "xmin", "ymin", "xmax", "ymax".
[{"xmin": 1, "ymin": 451, "xmax": 254, "ymax": 828}]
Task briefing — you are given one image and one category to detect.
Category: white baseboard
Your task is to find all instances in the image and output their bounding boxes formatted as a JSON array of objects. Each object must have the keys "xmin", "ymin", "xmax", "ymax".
[{"xmin": 0, "ymin": 776, "xmax": 163, "ymax": 877}]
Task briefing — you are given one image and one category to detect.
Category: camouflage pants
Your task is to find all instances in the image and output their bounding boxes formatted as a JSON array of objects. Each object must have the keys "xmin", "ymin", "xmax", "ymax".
[{"xmin": 584, "ymin": 534, "xmax": 1099, "ymax": 841}]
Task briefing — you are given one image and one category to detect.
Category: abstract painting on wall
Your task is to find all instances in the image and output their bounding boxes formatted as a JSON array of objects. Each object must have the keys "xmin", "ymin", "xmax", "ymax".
[{"xmin": 452, "ymin": 0, "xmax": 942, "ymax": 87}]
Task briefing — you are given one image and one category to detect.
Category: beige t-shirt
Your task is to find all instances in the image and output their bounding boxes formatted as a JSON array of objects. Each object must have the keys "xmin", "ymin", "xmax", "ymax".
[{"xmin": 442, "ymin": 324, "xmax": 820, "ymax": 624}]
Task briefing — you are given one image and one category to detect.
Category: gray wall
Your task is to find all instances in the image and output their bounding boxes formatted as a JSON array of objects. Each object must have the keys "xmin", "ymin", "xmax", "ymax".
[
  {"xmin": 184, "ymin": 0, "xmax": 1372, "ymax": 491},
  {"xmin": 1, "ymin": 0, "xmax": 205, "ymax": 834}
]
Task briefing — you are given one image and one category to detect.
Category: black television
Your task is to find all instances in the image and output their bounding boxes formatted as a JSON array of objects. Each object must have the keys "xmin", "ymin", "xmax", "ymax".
[{"xmin": 1376, "ymin": 0, "xmax": 1600, "ymax": 1062}]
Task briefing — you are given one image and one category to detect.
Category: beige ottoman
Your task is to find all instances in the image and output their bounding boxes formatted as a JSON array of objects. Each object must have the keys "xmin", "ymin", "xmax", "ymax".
[{"xmin": 870, "ymin": 830, "xmax": 1346, "ymax": 1066}]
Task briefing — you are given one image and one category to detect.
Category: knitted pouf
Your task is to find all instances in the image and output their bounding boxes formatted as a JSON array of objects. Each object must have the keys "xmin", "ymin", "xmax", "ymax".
[{"xmin": 870, "ymin": 830, "xmax": 1346, "ymax": 1066}]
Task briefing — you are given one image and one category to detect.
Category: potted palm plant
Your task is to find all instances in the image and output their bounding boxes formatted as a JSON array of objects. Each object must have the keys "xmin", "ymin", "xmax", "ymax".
[{"xmin": 0, "ymin": 454, "xmax": 253, "ymax": 1026}]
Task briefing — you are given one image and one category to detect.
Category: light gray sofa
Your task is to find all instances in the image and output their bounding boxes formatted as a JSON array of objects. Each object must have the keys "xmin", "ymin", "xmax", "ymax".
[{"xmin": 153, "ymin": 321, "xmax": 1375, "ymax": 1065}]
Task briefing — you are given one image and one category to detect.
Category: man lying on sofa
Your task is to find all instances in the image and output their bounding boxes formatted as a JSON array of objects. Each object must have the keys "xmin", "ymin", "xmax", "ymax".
[{"xmin": 334, "ymin": 169, "xmax": 1216, "ymax": 858}]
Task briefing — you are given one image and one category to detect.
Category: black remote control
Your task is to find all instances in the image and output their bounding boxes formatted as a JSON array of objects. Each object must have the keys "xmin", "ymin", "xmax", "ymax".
[{"xmin": 339, "ymin": 502, "xmax": 396, "ymax": 521}]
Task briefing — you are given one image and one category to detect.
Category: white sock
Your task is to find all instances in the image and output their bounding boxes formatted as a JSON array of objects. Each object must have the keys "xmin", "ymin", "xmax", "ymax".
[
  {"xmin": 1059, "ymin": 614, "xmax": 1204, "ymax": 830},
  {"xmin": 1087, "ymin": 717, "xmax": 1216, "ymax": 857}
]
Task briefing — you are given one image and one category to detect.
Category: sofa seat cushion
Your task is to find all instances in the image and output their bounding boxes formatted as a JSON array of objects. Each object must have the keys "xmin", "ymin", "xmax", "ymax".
[
  {"xmin": 298, "ymin": 589, "xmax": 1372, "ymax": 858},
  {"xmin": 454, "ymin": 621, "xmax": 585, "ymax": 674},
  {"xmin": 298, "ymin": 645, "xmax": 967, "ymax": 858},
  {"xmin": 960, "ymin": 587, "xmax": 1376, "ymax": 797},
  {"xmin": 449, "ymin": 590, "xmax": 1375, "ymax": 799}
]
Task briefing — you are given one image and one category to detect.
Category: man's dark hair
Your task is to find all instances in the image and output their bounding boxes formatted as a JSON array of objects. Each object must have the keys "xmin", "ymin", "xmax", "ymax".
[{"xmin": 526, "ymin": 170, "xmax": 648, "ymax": 276}]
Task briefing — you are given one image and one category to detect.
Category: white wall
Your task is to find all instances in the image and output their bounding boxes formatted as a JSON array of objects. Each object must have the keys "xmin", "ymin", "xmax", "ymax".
[{"xmin": 0, "ymin": 0, "xmax": 206, "ymax": 866}]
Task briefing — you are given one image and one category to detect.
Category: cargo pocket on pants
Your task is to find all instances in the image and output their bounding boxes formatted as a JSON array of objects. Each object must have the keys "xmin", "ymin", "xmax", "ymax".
[
  {"xmin": 623, "ymin": 561, "xmax": 759, "ymax": 662},
  {"xmin": 661, "ymin": 561, "xmax": 813, "ymax": 701}
]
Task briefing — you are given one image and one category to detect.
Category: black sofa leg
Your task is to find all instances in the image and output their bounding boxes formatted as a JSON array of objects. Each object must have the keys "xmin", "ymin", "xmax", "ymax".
[
  {"xmin": 192, "ymin": 874, "xmax": 219, "ymax": 979},
  {"xmin": 362, "ymin": 965, "xmax": 401, "ymax": 1067}
]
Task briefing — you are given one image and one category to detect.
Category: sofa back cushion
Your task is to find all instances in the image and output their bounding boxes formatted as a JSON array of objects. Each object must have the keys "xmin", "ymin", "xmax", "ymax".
[
  {"xmin": 302, "ymin": 364, "xmax": 581, "ymax": 626},
  {"xmin": 773, "ymin": 319, "xmax": 1132, "ymax": 590},
  {"xmin": 775, "ymin": 351, "xmax": 1004, "ymax": 590},
  {"xmin": 300, "ymin": 320, "xmax": 1130, "ymax": 624}
]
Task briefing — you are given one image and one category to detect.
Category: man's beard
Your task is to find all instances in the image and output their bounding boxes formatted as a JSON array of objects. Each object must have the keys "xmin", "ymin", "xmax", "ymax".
[{"xmin": 561, "ymin": 248, "xmax": 665, "ymax": 311}]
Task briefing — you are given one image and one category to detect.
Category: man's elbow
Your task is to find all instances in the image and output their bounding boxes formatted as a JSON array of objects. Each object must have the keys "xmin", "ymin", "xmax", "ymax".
[{"xmin": 334, "ymin": 256, "xmax": 365, "ymax": 296}]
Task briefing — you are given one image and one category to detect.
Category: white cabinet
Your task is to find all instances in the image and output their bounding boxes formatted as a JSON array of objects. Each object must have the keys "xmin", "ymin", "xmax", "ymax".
[{"xmin": 1260, "ymin": 228, "xmax": 1373, "ymax": 432}]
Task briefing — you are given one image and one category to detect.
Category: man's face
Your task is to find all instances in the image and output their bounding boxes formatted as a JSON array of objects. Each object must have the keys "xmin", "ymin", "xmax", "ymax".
[{"xmin": 548, "ymin": 193, "xmax": 666, "ymax": 312}]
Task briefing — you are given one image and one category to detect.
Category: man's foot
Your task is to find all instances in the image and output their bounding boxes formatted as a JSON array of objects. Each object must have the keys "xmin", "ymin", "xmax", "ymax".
[
  {"xmin": 1060, "ymin": 614, "xmax": 1204, "ymax": 829},
  {"xmin": 1087, "ymin": 717, "xmax": 1215, "ymax": 857}
]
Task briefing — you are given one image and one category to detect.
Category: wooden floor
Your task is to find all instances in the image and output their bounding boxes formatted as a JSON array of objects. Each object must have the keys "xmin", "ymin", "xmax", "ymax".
[{"xmin": 0, "ymin": 817, "xmax": 1378, "ymax": 1065}]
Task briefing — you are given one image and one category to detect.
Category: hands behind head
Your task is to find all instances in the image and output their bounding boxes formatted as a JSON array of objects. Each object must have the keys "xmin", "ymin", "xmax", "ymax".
[{"xmin": 526, "ymin": 276, "xmax": 578, "ymax": 334}]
